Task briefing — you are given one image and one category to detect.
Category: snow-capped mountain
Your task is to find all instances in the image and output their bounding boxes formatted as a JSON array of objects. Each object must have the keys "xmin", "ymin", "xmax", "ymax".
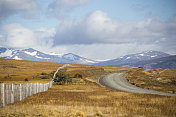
[
  {"xmin": 1, "ymin": 47, "xmax": 174, "ymax": 69},
  {"xmin": 127, "ymin": 55, "xmax": 176, "ymax": 69},
  {"xmin": 0, "ymin": 47, "xmax": 97, "ymax": 64},
  {"xmin": 62, "ymin": 53, "xmax": 97, "ymax": 64},
  {"xmin": 94, "ymin": 50, "xmax": 170, "ymax": 66}
]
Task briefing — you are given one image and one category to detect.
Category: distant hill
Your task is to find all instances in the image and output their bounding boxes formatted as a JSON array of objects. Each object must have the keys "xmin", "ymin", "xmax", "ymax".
[
  {"xmin": 0, "ymin": 47, "xmax": 97, "ymax": 64},
  {"xmin": 94, "ymin": 50, "xmax": 170, "ymax": 66},
  {"xmin": 1, "ymin": 47, "xmax": 175, "ymax": 69},
  {"xmin": 123, "ymin": 55, "xmax": 176, "ymax": 69}
]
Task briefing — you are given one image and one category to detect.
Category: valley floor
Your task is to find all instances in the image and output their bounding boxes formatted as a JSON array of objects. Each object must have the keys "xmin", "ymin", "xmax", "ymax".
[
  {"xmin": 0, "ymin": 59, "xmax": 176, "ymax": 117},
  {"xmin": 0, "ymin": 84, "xmax": 176, "ymax": 117}
]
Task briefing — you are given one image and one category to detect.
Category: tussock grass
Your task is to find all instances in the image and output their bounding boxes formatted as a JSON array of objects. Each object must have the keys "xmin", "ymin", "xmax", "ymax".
[
  {"xmin": 1, "ymin": 85, "xmax": 176, "ymax": 117},
  {"xmin": 0, "ymin": 58, "xmax": 65, "ymax": 84},
  {"xmin": 0, "ymin": 58, "xmax": 176, "ymax": 116},
  {"xmin": 127, "ymin": 69, "xmax": 176, "ymax": 93}
]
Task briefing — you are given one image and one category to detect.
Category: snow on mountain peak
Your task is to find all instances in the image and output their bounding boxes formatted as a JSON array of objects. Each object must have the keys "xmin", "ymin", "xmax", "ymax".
[
  {"xmin": 0, "ymin": 47, "xmax": 97, "ymax": 65},
  {"xmin": 0, "ymin": 49, "xmax": 13, "ymax": 57},
  {"xmin": 13, "ymin": 56, "xmax": 22, "ymax": 60},
  {"xmin": 24, "ymin": 51, "xmax": 37, "ymax": 56},
  {"xmin": 48, "ymin": 52, "xmax": 63, "ymax": 57},
  {"xmin": 62, "ymin": 53, "xmax": 80, "ymax": 61},
  {"xmin": 139, "ymin": 54, "xmax": 144, "ymax": 56}
]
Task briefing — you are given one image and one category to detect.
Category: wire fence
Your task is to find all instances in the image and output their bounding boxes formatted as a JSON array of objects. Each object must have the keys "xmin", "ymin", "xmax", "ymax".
[
  {"xmin": 0, "ymin": 64, "xmax": 72, "ymax": 107},
  {"xmin": 0, "ymin": 81, "xmax": 52, "ymax": 107}
]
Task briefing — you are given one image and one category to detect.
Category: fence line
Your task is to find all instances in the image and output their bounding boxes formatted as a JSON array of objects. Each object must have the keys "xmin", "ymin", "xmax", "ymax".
[
  {"xmin": 0, "ymin": 64, "xmax": 72, "ymax": 107},
  {"xmin": 0, "ymin": 81, "xmax": 53, "ymax": 107}
]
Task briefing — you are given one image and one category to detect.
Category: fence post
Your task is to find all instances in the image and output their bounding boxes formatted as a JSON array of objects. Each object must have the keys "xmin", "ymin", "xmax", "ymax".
[
  {"xmin": 1, "ymin": 83, "xmax": 5, "ymax": 107},
  {"xmin": 19, "ymin": 84, "xmax": 22, "ymax": 101},
  {"xmin": 33, "ymin": 83, "xmax": 36, "ymax": 94},
  {"xmin": 31, "ymin": 83, "xmax": 33, "ymax": 95},
  {"xmin": 46, "ymin": 83, "xmax": 48, "ymax": 90},
  {"xmin": 40, "ymin": 83, "xmax": 42, "ymax": 92},
  {"xmin": 29, "ymin": 83, "xmax": 32, "ymax": 96},
  {"xmin": 11, "ymin": 84, "xmax": 14, "ymax": 104},
  {"xmin": 22, "ymin": 84, "xmax": 24, "ymax": 100},
  {"xmin": 6, "ymin": 84, "xmax": 9, "ymax": 105},
  {"xmin": 36, "ymin": 83, "xmax": 38, "ymax": 93},
  {"xmin": 43, "ymin": 83, "xmax": 45, "ymax": 92},
  {"xmin": 26, "ymin": 83, "xmax": 29, "ymax": 97},
  {"xmin": 43, "ymin": 84, "xmax": 45, "ymax": 91}
]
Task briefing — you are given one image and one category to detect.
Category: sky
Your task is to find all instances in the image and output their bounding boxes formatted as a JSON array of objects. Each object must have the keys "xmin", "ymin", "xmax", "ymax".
[{"xmin": 0, "ymin": 0, "xmax": 176, "ymax": 60}]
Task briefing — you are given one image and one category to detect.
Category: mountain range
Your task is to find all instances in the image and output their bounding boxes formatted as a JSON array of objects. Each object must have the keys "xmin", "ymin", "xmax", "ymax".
[
  {"xmin": 95, "ymin": 50, "xmax": 170, "ymax": 66},
  {"xmin": 0, "ymin": 47, "xmax": 97, "ymax": 64},
  {"xmin": 125, "ymin": 55, "xmax": 176, "ymax": 69},
  {"xmin": 0, "ymin": 47, "xmax": 175, "ymax": 69}
]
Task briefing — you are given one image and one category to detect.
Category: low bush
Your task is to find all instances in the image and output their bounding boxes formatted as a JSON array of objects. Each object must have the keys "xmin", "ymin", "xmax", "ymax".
[
  {"xmin": 4, "ymin": 74, "xmax": 11, "ymax": 78},
  {"xmin": 54, "ymin": 71, "xmax": 72, "ymax": 85},
  {"xmin": 41, "ymin": 72, "xmax": 47, "ymax": 75},
  {"xmin": 24, "ymin": 78, "xmax": 29, "ymax": 81},
  {"xmin": 41, "ymin": 75, "xmax": 50, "ymax": 79},
  {"xmin": 74, "ymin": 73, "xmax": 82, "ymax": 78}
]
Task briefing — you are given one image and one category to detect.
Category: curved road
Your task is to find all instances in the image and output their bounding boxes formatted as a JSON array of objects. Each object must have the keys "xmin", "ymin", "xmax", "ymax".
[{"xmin": 98, "ymin": 73, "xmax": 176, "ymax": 96}]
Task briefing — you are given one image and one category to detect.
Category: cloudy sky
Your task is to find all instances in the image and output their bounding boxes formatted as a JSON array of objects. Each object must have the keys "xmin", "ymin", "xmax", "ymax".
[{"xmin": 0, "ymin": 0, "xmax": 176, "ymax": 60}]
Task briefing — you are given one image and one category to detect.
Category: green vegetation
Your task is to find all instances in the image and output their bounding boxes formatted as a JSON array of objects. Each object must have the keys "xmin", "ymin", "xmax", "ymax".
[
  {"xmin": 41, "ymin": 72, "xmax": 47, "ymax": 75},
  {"xmin": 74, "ymin": 73, "xmax": 82, "ymax": 78},
  {"xmin": 24, "ymin": 78, "xmax": 29, "ymax": 81},
  {"xmin": 54, "ymin": 71, "xmax": 72, "ymax": 85},
  {"xmin": 4, "ymin": 74, "xmax": 11, "ymax": 79}
]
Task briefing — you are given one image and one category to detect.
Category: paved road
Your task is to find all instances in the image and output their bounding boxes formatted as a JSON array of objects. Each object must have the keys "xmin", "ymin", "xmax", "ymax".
[{"xmin": 98, "ymin": 73, "xmax": 176, "ymax": 96}]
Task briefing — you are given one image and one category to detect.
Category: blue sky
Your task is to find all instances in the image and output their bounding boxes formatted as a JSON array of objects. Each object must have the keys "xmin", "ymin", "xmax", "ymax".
[{"xmin": 0, "ymin": 0, "xmax": 176, "ymax": 60}]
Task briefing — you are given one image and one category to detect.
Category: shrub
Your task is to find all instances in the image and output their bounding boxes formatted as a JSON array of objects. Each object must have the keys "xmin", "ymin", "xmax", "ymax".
[
  {"xmin": 24, "ymin": 78, "xmax": 29, "ymax": 81},
  {"xmin": 171, "ymin": 80, "xmax": 176, "ymax": 85},
  {"xmin": 95, "ymin": 111, "xmax": 104, "ymax": 117},
  {"xmin": 41, "ymin": 75, "xmax": 50, "ymax": 79},
  {"xmin": 4, "ymin": 74, "xmax": 11, "ymax": 79},
  {"xmin": 54, "ymin": 71, "xmax": 72, "ymax": 85},
  {"xmin": 41, "ymin": 72, "xmax": 47, "ymax": 75},
  {"xmin": 74, "ymin": 73, "xmax": 82, "ymax": 78}
]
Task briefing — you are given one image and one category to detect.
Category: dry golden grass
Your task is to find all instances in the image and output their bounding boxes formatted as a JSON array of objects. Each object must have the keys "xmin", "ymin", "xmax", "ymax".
[
  {"xmin": 127, "ymin": 68, "xmax": 176, "ymax": 93},
  {"xmin": 0, "ymin": 58, "xmax": 66, "ymax": 84},
  {"xmin": 1, "ymin": 84, "xmax": 176, "ymax": 117},
  {"xmin": 0, "ymin": 58, "xmax": 132, "ymax": 84},
  {"xmin": 0, "ymin": 58, "xmax": 176, "ymax": 117}
]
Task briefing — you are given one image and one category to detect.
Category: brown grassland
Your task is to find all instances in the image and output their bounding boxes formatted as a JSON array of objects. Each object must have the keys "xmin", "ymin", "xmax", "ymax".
[
  {"xmin": 0, "ymin": 58, "xmax": 176, "ymax": 117},
  {"xmin": 127, "ymin": 69, "xmax": 176, "ymax": 93}
]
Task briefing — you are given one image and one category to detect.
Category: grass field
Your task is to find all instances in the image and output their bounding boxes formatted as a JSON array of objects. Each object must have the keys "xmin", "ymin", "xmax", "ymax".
[
  {"xmin": 0, "ymin": 58, "xmax": 176, "ymax": 117},
  {"xmin": 127, "ymin": 69, "xmax": 176, "ymax": 93}
]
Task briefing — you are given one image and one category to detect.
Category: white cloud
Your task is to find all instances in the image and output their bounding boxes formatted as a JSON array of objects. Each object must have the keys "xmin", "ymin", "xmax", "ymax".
[
  {"xmin": 2, "ymin": 24, "xmax": 36, "ymax": 47},
  {"xmin": 0, "ymin": 10, "xmax": 176, "ymax": 60},
  {"xmin": 46, "ymin": 43, "xmax": 160, "ymax": 60},
  {"xmin": 48, "ymin": 0, "xmax": 91, "ymax": 19},
  {"xmin": 0, "ymin": 0, "xmax": 38, "ymax": 22},
  {"xmin": 54, "ymin": 10, "xmax": 176, "ymax": 45},
  {"xmin": 1, "ymin": 24, "xmax": 56, "ymax": 49}
]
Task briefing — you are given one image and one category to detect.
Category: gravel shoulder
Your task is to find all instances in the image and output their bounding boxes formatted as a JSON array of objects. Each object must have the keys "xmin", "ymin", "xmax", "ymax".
[{"xmin": 98, "ymin": 73, "xmax": 176, "ymax": 96}]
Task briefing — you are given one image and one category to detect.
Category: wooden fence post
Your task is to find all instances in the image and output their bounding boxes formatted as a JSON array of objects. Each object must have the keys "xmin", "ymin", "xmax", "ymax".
[
  {"xmin": 19, "ymin": 84, "xmax": 22, "ymax": 101},
  {"xmin": 11, "ymin": 84, "xmax": 14, "ymax": 104},
  {"xmin": 36, "ymin": 83, "xmax": 38, "ymax": 93},
  {"xmin": 29, "ymin": 83, "xmax": 32, "ymax": 96},
  {"xmin": 33, "ymin": 83, "xmax": 36, "ymax": 94},
  {"xmin": 1, "ymin": 83, "xmax": 5, "ymax": 107},
  {"xmin": 26, "ymin": 83, "xmax": 28, "ymax": 97},
  {"xmin": 0, "ymin": 80, "xmax": 53, "ymax": 107},
  {"xmin": 6, "ymin": 84, "xmax": 9, "ymax": 105},
  {"xmin": 31, "ymin": 83, "xmax": 34, "ymax": 95},
  {"xmin": 40, "ymin": 83, "xmax": 42, "ymax": 92}
]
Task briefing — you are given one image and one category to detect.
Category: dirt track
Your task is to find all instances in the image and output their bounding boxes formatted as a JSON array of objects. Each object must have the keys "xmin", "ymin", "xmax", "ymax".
[{"xmin": 98, "ymin": 73, "xmax": 176, "ymax": 96}]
